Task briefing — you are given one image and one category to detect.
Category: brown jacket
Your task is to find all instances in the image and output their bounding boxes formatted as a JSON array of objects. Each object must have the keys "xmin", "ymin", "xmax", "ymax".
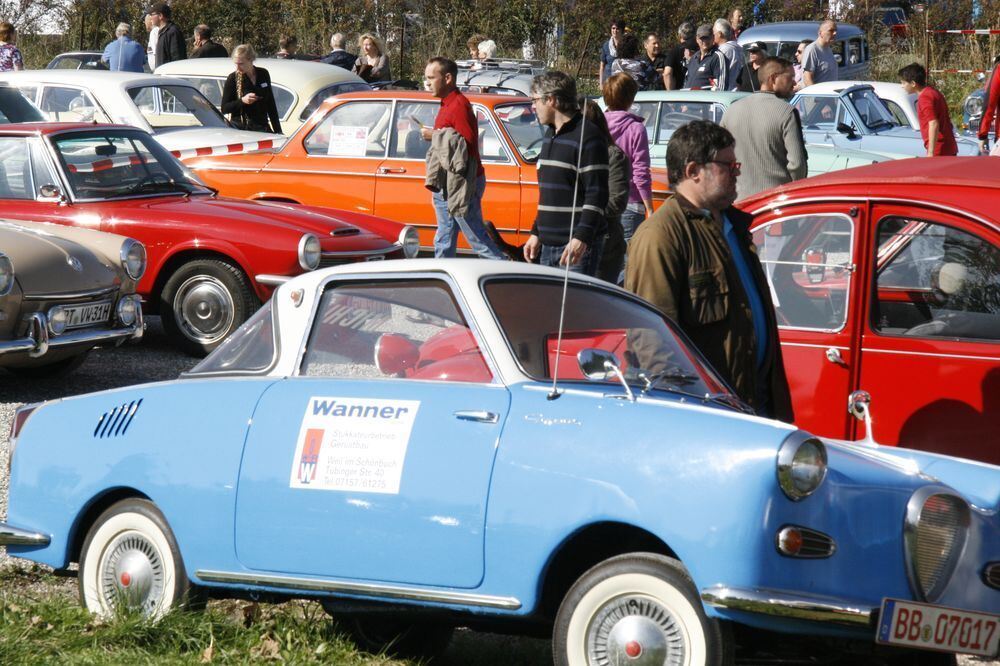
[{"xmin": 625, "ymin": 195, "xmax": 794, "ymax": 422}]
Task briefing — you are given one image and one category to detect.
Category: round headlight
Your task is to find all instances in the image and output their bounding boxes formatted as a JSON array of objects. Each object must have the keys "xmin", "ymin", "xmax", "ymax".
[
  {"xmin": 399, "ymin": 225, "xmax": 420, "ymax": 258},
  {"xmin": 0, "ymin": 253, "xmax": 13, "ymax": 296},
  {"xmin": 117, "ymin": 295, "xmax": 138, "ymax": 326},
  {"xmin": 48, "ymin": 305, "xmax": 68, "ymax": 335},
  {"xmin": 120, "ymin": 239, "xmax": 146, "ymax": 280},
  {"xmin": 777, "ymin": 432, "xmax": 828, "ymax": 501},
  {"xmin": 964, "ymin": 95, "xmax": 983, "ymax": 118},
  {"xmin": 298, "ymin": 234, "xmax": 321, "ymax": 271}
]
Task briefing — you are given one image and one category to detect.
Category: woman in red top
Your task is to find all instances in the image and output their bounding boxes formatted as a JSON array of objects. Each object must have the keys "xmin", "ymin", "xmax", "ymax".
[
  {"xmin": 898, "ymin": 63, "xmax": 957, "ymax": 156},
  {"xmin": 977, "ymin": 54, "xmax": 1000, "ymax": 155}
]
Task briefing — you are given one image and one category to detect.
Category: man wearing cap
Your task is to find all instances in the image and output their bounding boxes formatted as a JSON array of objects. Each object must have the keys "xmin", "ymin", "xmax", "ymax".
[
  {"xmin": 685, "ymin": 24, "xmax": 727, "ymax": 90},
  {"xmin": 148, "ymin": 3, "xmax": 185, "ymax": 67},
  {"xmin": 739, "ymin": 41, "xmax": 768, "ymax": 91},
  {"xmin": 721, "ymin": 56, "xmax": 807, "ymax": 199}
]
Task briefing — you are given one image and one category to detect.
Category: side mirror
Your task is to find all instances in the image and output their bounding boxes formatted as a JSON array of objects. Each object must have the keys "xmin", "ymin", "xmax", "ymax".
[
  {"xmin": 577, "ymin": 348, "xmax": 634, "ymax": 401},
  {"xmin": 374, "ymin": 333, "xmax": 419, "ymax": 376},
  {"xmin": 802, "ymin": 247, "xmax": 827, "ymax": 284},
  {"xmin": 836, "ymin": 122, "xmax": 857, "ymax": 138},
  {"xmin": 848, "ymin": 390, "xmax": 877, "ymax": 446},
  {"xmin": 38, "ymin": 184, "xmax": 65, "ymax": 202}
]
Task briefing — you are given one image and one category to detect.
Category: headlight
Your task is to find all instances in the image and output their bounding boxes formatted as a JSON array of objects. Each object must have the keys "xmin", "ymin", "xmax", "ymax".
[
  {"xmin": 904, "ymin": 488, "xmax": 969, "ymax": 601},
  {"xmin": 776, "ymin": 432, "xmax": 827, "ymax": 501},
  {"xmin": 47, "ymin": 305, "xmax": 68, "ymax": 335},
  {"xmin": 298, "ymin": 234, "xmax": 321, "ymax": 271},
  {"xmin": 399, "ymin": 225, "xmax": 420, "ymax": 258},
  {"xmin": 117, "ymin": 294, "xmax": 139, "ymax": 326},
  {"xmin": 120, "ymin": 239, "xmax": 146, "ymax": 280},
  {"xmin": 0, "ymin": 253, "xmax": 14, "ymax": 296},
  {"xmin": 964, "ymin": 95, "xmax": 983, "ymax": 118}
]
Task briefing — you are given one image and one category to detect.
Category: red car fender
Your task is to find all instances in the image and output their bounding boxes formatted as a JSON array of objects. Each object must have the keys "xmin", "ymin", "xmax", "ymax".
[{"xmin": 144, "ymin": 238, "xmax": 269, "ymax": 303}]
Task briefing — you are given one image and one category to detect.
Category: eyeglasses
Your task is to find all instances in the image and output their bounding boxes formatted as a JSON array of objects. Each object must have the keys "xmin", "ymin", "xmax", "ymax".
[
  {"xmin": 706, "ymin": 159, "xmax": 741, "ymax": 174},
  {"xmin": 696, "ymin": 35, "xmax": 713, "ymax": 42}
]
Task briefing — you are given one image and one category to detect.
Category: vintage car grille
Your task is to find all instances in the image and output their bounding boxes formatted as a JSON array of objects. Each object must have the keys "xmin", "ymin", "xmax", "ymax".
[
  {"xmin": 93, "ymin": 399, "xmax": 142, "ymax": 438},
  {"xmin": 775, "ymin": 525, "xmax": 836, "ymax": 558},
  {"xmin": 319, "ymin": 249, "xmax": 404, "ymax": 269},
  {"xmin": 906, "ymin": 491, "xmax": 970, "ymax": 601},
  {"xmin": 984, "ymin": 563, "xmax": 1000, "ymax": 590}
]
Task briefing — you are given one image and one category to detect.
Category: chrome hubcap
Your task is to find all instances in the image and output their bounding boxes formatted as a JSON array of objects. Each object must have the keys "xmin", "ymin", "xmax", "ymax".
[
  {"xmin": 99, "ymin": 530, "xmax": 165, "ymax": 615},
  {"xmin": 174, "ymin": 275, "xmax": 235, "ymax": 345},
  {"xmin": 588, "ymin": 595, "xmax": 685, "ymax": 666}
]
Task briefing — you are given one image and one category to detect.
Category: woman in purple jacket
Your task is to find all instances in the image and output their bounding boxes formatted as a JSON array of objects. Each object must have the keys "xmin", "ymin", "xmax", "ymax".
[{"xmin": 602, "ymin": 73, "xmax": 653, "ymax": 282}]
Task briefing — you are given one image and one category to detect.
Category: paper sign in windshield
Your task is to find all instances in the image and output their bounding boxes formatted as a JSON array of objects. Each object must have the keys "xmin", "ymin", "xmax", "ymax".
[
  {"xmin": 328, "ymin": 126, "xmax": 369, "ymax": 157},
  {"xmin": 290, "ymin": 397, "xmax": 420, "ymax": 494}
]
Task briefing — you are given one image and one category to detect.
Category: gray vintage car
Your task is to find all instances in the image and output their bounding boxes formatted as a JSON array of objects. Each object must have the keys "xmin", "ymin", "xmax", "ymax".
[
  {"xmin": 456, "ymin": 59, "xmax": 545, "ymax": 96},
  {"xmin": 0, "ymin": 220, "xmax": 144, "ymax": 375}
]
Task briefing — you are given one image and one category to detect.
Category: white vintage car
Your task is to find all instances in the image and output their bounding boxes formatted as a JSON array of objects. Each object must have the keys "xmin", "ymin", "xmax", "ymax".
[
  {"xmin": 806, "ymin": 80, "xmax": 919, "ymax": 130},
  {"xmin": 155, "ymin": 58, "xmax": 370, "ymax": 137},
  {"xmin": 0, "ymin": 70, "xmax": 284, "ymax": 154}
]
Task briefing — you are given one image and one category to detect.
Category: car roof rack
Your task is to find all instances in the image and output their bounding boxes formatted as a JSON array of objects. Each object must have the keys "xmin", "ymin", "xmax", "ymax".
[{"xmin": 456, "ymin": 58, "xmax": 546, "ymax": 73}]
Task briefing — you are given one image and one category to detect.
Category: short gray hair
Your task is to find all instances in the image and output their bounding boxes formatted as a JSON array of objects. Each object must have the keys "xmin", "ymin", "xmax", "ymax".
[
  {"xmin": 713, "ymin": 18, "xmax": 733, "ymax": 40},
  {"xmin": 478, "ymin": 39, "xmax": 496, "ymax": 59},
  {"xmin": 678, "ymin": 21, "xmax": 695, "ymax": 41},
  {"xmin": 115, "ymin": 22, "xmax": 131, "ymax": 37},
  {"xmin": 330, "ymin": 32, "xmax": 346, "ymax": 49},
  {"xmin": 530, "ymin": 71, "xmax": 578, "ymax": 113}
]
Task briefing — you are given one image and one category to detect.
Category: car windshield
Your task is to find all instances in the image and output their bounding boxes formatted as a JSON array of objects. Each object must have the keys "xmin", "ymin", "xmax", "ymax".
[
  {"xmin": 186, "ymin": 302, "xmax": 276, "ymax": 375},
  {"xmin": 127, "ymin": 84, "xmax": 228, "ymax": 130},
  {"xmin": 0, "ymin": 87, "xmax": 44, "ymax": 123},
  {"xmin": 484, "ymin": 278, "xmax": 737, "ymax": 404},
  {"xmin": 49, "ymin": 129, "xmax": 212, "ymax": 200},
  {"xmin": 846, "ymin": 87, "xmax": 896, "ymax": 130},
  {"xmin": 494, "ymin": 102, "xmax": 546, "ymax": 161}
]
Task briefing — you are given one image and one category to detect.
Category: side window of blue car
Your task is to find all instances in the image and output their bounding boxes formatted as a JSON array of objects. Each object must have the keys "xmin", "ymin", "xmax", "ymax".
[{"xmin": 300, "ymin": 279, "xmax": 493, "ymax": 382}]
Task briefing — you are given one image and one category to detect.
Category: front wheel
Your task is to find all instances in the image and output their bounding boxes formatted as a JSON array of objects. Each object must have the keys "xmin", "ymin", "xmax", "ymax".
[
  {"xmin": 78, "ymin": 499, "xmax": 193, "ymax": 619},
  {"xmin": 553, "ymin": 553, "xmax": 730, "ymax": 666},
  {"xmin": 160, "ymin": 258, "xmax": 258, "ymax": 356}
]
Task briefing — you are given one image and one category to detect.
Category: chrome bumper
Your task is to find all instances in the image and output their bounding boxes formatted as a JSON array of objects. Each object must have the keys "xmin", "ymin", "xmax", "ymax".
[
  {"xmin": 701, "ymin": 586, "xmax": 874, "ymax": 627},
  {"xmin": 0, "ymin": 522, "xmax": 50, "ymax": 547},
  {"xmin": 0, "ymin": 310, "xmax": 143, "ymax": 359}
]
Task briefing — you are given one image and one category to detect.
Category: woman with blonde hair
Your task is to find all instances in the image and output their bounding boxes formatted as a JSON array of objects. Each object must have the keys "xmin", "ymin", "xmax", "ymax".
[
  {"xmin": 220, "ymin": 44, "xmax": 282, "ymax": 134},
  {"xmin": 0, "ymin": 22, "xmax": 24, "ymax": 72},
  {"xmin": 353, "ymin": 33, "xmax": 390, "ymax": 82}
]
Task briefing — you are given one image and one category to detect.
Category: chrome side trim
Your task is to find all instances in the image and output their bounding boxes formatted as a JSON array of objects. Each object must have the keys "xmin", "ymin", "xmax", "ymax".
[
  {"xmin": 0, "ymin": 522, "xmax": 50, "ymax": 547},
  {"xmin": 255, "ymin": 274, "xmax": 291, "ymax": 286},
  {"xmin": 22, "ymin": 286, "xmax": 120, "ymax": 301},
  {"xmin": 863, "ymin": 347, "xmax": 1000, "ymax": 362},
  {"xmin": 701, "ymin": 586, "xmax": 872, "ymax": 627},
  {"xmin": 195, "ymin": 569, "xmax": 522, "ymax": 610}
]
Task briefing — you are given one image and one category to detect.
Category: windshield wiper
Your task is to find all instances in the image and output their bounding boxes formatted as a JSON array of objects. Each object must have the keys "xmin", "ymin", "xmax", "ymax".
[
  {"xmin": 121, "ymin": 179, "xmax": 196, "ymax": 197},
  {"xmin": 868, "ymin": 119, "xmax": 894, "ymax": 130},
  {"xmin": 642, "ymin": 370, "xmax": 755, "ymax": 414}
]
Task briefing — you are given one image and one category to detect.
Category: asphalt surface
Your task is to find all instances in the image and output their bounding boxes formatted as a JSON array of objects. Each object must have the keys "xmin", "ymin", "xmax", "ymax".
[{"xmin": 0, "ymin": 322, "xmax": 995, "ymax": 665}]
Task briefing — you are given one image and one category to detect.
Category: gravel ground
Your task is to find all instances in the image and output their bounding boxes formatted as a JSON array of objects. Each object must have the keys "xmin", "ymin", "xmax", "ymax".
[{"xmin": 0, "ymin": 323, "xmax": 995, "ymax": 665}]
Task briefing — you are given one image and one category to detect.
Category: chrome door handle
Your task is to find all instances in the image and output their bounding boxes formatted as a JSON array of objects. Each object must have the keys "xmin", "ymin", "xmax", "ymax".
[
  {"xmin": 825, "ymin": 347, "xmax": 848, "ymax": 367},
  {"xmin": 378, "ymin": 167, "xmax": 407, "ymax": 174},
  {"xmin": 454, "ymin": 410, "xmax": 499, "ymax": 424}
]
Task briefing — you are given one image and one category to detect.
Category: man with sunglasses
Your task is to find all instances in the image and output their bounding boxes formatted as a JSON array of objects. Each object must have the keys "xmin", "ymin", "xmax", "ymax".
[{"xmin": 625, "ymin": 121, "xmax": 793, "ymax": 421}]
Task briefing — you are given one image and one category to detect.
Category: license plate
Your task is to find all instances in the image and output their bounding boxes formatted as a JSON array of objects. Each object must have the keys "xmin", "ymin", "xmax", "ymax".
[
  {"xmin": 877, "ymin": 598, "xmax": 1000, "ymax": 657},
  {"xmin": 63, "ymin": 301, "xmax": 112, "ymax": 330}
]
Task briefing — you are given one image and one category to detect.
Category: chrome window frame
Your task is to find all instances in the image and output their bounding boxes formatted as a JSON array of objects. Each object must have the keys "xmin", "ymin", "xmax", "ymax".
[{"xmin": 36, "ymin": 83, "xmax": 114, "ymax": 126}]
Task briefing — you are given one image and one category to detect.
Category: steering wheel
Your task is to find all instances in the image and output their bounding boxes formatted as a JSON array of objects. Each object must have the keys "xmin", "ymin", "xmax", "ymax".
[{"xmin": 126, "ymin": 173, "xmax": 172, "ymax": 193}]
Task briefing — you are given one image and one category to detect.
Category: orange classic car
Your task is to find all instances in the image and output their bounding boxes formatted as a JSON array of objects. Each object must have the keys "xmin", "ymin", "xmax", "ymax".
[{"xmin": 184, "ymin": 91, "xmax": 671, "ymax": 251}]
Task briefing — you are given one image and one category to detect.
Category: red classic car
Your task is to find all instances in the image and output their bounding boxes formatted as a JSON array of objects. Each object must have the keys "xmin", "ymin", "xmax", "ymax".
[
  {"xmin": 740, "ymin": 158, "xmax": 1000, "ymax": 465},
  {"xmin": 182, "ymin": 91, "xmax": 671, "ymax": 251},
  {"xmin": 0, "ymin": 123, "xmax": 418, "ymax": 355}
]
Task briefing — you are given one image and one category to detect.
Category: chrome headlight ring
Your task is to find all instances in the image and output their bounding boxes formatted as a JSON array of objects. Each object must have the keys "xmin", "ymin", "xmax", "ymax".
[
  {"xmin": 120, "ymin": 239, "xmax": 146, "ymax": 281},
  {"xmin": 777, "ymin": 431, "xmax": 828, "ymax": 501},
  {"xmin": 117, "ymin": 294, "xmax": 140, "ymax": 326},
  {"xmin": 398, "ymin": 225, "xmax": 420, "ymax": 258},
  {"xmin": 0, "ymin": 253, "xmax": 15, "ymax": 297},
  {"xmin": 298, "ymin": 234, "xmax": 321, "ymax": 271}
]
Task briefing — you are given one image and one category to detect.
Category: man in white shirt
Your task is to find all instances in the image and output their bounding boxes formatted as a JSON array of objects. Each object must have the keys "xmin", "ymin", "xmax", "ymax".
[{"xmin": 145, "ymin": 12, "xmax": 159, "ymax": 70}]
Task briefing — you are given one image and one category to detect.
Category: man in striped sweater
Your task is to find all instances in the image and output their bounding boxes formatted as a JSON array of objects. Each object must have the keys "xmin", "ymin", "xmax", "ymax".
[
  {"xmin": 720, "ymin": 57, "xmax": 807, "ymax": 200},
  {"xmin": 523, "ymin": 71, "xmax": 609, "ymax": 275}
]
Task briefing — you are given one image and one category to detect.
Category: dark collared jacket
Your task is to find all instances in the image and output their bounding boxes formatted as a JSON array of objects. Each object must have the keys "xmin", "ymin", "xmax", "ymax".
[
  {"xmin": 155, "ymin": 21, "xmax": 186, "ymax": 66},
  {"xmin": 321, "ymin": 50, "xmax": 356, "ymax": 70}
]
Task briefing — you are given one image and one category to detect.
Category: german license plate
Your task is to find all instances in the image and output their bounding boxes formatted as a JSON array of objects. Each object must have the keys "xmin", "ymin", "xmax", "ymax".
[
  {"xmin": 877, "ymin": 598, "xmax": 1000, "ymax": 657},
  {"xmin": 63, "ymin": 301, "xmax": 112, "ymax": 330}
]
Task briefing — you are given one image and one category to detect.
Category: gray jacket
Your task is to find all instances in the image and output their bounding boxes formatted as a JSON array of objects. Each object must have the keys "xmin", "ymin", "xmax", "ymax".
[
  {"xmin": 720, "ymin": 91, "xmax": 808, "ymax": 200},
  {"xmin": 425, "ymin": 128, "xmax": 478, "ymax": 218}
]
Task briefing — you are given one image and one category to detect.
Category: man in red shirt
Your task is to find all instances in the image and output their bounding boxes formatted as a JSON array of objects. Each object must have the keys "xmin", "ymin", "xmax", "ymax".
[
  {"xmin": 421, "ymin": 56, "xmax": 504, "ymax": 259},
  {"xmin": 899, "ymin": 63, "xmax": 957, "ymax": 156},
  {"xmin": 976, "ymin": 55, "xmax": 1000, "ymax": 155}
]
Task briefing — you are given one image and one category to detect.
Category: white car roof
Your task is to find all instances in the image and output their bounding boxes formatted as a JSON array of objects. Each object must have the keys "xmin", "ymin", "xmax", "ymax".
[
  {"xmin": 0, "ymin": 69, "xmax": 191, "ymax": 89},
  {"xmin": 155, "ymin": 58, "xmax": 366, "ymax": 90}
]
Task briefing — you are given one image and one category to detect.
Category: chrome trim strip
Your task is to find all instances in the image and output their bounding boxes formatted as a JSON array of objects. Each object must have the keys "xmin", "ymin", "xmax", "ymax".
[
  {"xmin": 21, "ymin": 286, "xmax": 120, "ymax": 301},
  {"xmin": 322, "ymin": 245, "xmax": 399, "ymax": 258},
  {"xmin": 195, "ymin": 569, "xmax": 522, "ymax": 610},
  {"xmin": 0, "ymin": 522, "xmax": 50, "ymax": 547},
  {"xmin": 190, "ymin": 166, "xmax": 262, "ymax": 173},
  {"xmin": 863, "ymin": 347, "xmax": 1000, "ymax": 362},
  {"xmin": 781, "ymin": 342, "xmax": 850, "ymax": 351},
  {"xmin": 701, "ymin": 586, "xmax": 872, "ymax": 626},
  {"xmin": 260, "ymin": 168, "xmax": 379, "ymax": 177},
  {"xmin": 45, "ymin": 323, "xmax": 141, "ymax": 349},
  {"xmin": 256, "ymin": 274, "xmax": 291, "ymax": 286}
]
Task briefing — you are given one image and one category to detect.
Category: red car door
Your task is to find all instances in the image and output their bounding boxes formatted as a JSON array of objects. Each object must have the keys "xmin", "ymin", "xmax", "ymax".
[
  {"xmin": 750, "ymin": 203, "xmax": 865, "ymax": 440},
  {"xmin": 857, "ymin": 204, "xmax": 1000, "ymax": 464}
]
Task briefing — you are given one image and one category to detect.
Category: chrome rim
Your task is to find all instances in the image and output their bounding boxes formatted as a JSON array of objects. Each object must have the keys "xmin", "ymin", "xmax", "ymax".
[
  {"xmin": 173, "ymin": 275, "xmax": 235, "ymax": 345},
  {"xmin": 587, "ymin": 594, "xmax": 686, "ymax": 666},
  {"xmin": 99, "ymin": 530, "xmax": 165, "ymax": 616}
]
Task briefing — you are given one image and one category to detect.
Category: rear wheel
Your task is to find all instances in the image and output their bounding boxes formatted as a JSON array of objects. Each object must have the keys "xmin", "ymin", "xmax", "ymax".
[{"xmin": 160, "ymin": 258, "xmax": 258, "ymax": 356}]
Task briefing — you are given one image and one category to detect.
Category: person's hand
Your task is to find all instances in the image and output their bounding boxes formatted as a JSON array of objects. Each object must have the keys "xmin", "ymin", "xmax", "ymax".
[
  {"xmin": 560, "ymin": 238, "xmax": 587, "ymax": 266},
  {"xmin": 523, "ymin": 235, "xmax": 541, "ymax": 262},
  {"xmin": 241, "ymin": 93, "xmax": 259, "ymax": 105},
  {"xmin": 420, "ymin": 126, "xmax": 433, "ymax": 141}
]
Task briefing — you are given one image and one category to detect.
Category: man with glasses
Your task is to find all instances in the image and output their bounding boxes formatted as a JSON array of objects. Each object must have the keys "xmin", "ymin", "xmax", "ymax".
[
  {"xmin": 147, "ymin": 3, "xmax": 185, "ymax": 67},
  {"xmin": 625, "ymin": 120, "xmax": 793, "ymax": 420},
  {"xmin": 793, "ymin": 39, "xmax": 812, "ymax": 89},
  {"xmin": 801, "ymin": 20, "xmax": 838, "ymax": 86},
  {"xmin": 685, "ymin": 24, "xmax": 728, "ymax": 90}
]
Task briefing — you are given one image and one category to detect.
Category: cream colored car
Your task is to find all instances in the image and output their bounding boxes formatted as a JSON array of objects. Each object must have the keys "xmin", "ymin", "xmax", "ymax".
[{"xmin": 156, "ymin": 58, "xmax": 371, "ymax": 137}]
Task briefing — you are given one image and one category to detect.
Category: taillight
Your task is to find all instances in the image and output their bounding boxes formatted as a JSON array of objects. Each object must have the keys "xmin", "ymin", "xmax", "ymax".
[{"xmin": 8, "ymin": 403, "xmax": 40, "ymax": 477}]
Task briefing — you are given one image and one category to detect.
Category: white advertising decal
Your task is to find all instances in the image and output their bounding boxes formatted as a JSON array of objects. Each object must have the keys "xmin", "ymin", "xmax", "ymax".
[{"xmin": 290, "ymin": 397, "xmax": 420, "ymax": 494}]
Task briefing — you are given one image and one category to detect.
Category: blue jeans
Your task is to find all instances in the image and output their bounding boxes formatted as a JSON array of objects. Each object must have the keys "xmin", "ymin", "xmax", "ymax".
[
  {"xmin": 432, "ymin": 174, "xmax": 505, "ymax": 260},
  {"xmin": 618, "ymin": 203, "xmax": 647, "ymax": 284},
  {"xmin": 538, "ymin": 235, "xmax": 604, "ymax": 277}
]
